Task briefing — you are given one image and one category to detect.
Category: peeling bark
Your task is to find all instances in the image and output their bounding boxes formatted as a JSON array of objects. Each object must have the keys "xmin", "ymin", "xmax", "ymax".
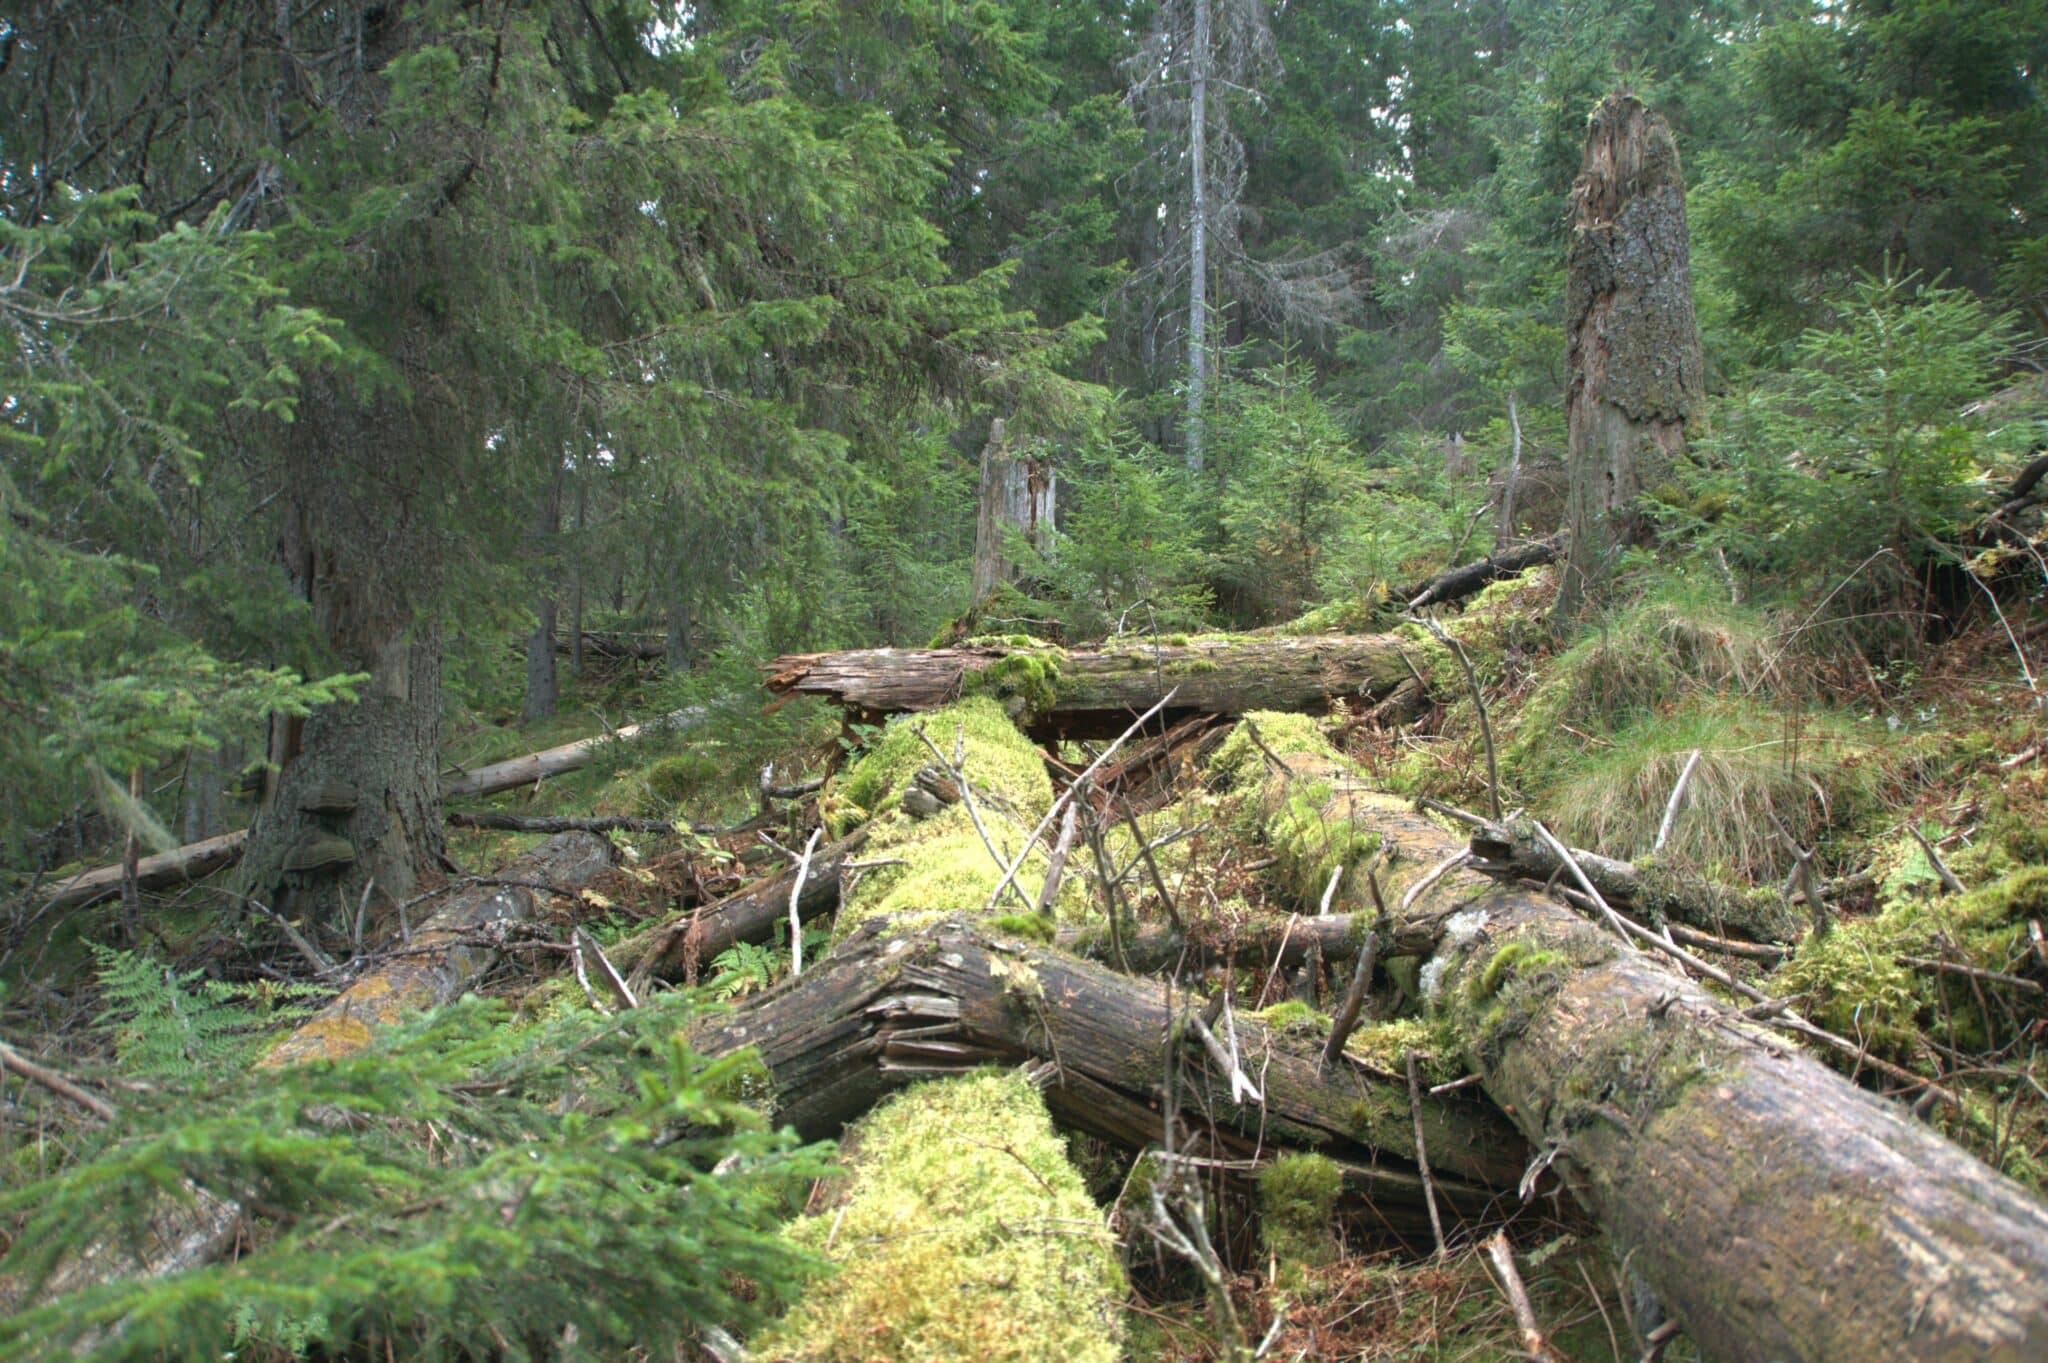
[{"xmin": 1557, "ymin": 94, "xmax": 1704, "ymax": 619}]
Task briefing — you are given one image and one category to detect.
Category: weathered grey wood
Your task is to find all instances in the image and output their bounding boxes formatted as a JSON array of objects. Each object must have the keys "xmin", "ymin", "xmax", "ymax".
[
  {"xmin": 35, "ymin": 830, "xmax": 249, "ymax": 913},
  {"xmin": 765, "ymin": 635, "xmax": 1413, "ymax": 734},
  {"xmin": 439, "ymin": 706, "xmax": 703, "ymax": 798},
  {"xmin": 693, "ymin": 920, "xmax": 1526, "ymax": 1218},
  {"xmin": 1557, "ymin": 94, "xmax": 1704, "ymax": 618},
  {"xmin": 971, "ymin": 418, "xmax": 1056, "ymax": 603}
]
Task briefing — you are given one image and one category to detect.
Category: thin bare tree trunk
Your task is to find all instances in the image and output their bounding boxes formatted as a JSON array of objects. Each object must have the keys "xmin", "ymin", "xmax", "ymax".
[{"xmin": 1185, "ymin": 0, "xmax": 1210, "ymax": 472}]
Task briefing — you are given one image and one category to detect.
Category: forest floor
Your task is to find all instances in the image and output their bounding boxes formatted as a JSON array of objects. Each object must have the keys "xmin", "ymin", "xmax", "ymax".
[{"xmin": 5, "ymin": 560, "xmax": 2044, "ymax": 1362}]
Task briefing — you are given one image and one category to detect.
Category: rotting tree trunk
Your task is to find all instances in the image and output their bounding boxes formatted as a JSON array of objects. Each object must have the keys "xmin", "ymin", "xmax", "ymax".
[
  {"xmin": 25, "ymin": 834, "xmax": 616, "ymax": 1305},
  {"xmin": 765, "ymin": 634, "xmax": 1413, "ymax": 736},
  {"xmin": 441, "ymin": 706, "xmax": 704, "ymax": 799},
  {"xmin": 1556, "ymin": 94, "xmax": 1704, "ymax": 621},
  {"xmin": 1219, "ymin": 715, "xmax": 2048, "ymax": 1363},
  {"xmin": 695, "ymin": 919, "xmax": 1523, "ymax": 1241},
  {"xmin": 970, "ymin": 418, "xmax": 1057, "ymax": 604},
  {"xmin": 265, "ymin": 831, "xmax": 613, "ymax": 1066}
]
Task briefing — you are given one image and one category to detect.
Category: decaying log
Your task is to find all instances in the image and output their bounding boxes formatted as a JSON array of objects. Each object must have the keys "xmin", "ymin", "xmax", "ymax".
[
  {"xmin": 695, "ymin": 919, "xmax": 1524, "ymax": 1237},
  {"xmin": 440, "ymin": 705, "xmax": 704, "ymax": 798},
  {"xmin": 446, "ymin": 811, "xmax": 693, "ymax": 835},
  {"xmin": 1466, "ymin": 815, "xmax": 1799, "ymax": 943},
  {"xmin": 765, "ymin": 634, "xmax": 1412, "ymax": 735},
  {"xmin": 31, "ymin": 829, "xmax": 249, "ymax": 914},
  {"xmin": 1221, "ymin": 716, "xmax": 2048, "ymax": 1363},
  {"xmin": 552, "ymin": 629, "xmax": 665, "ymax": 660},
  {"xmin": 265, "ymin": 831, "xmax": 615, "ymax": 1066},
  {"xmin": 21, "ymin": 833, "xmax": 617, "ymax": 1308},
  {"xmin": 1397, "ymin": 532, "xmax": 1565, "ymax": 613},
  {"xmin": 621, "ymin": 828, "xmax": 870, "ymax": 987}
]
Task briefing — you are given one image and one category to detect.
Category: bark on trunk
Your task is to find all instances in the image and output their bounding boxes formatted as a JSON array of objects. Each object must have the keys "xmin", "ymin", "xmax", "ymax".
[
  {"xmin": 1222, "ymin": 716, "xmax": 2048, "ymax": 1363},
  {"xmin": 1556, "ymin": 94, "xmax": 1704, "ymax": 621},
  {"xmin": 694, "ymin": 920, "xmax": 1522, "ymax": 1237},
  {"xmin": 520, "ymin": 478, "xmax": 562, "ymax": 724},
  {"xmin": 765, "ymin": 634, "xmax": 1414, "ymax": 735},
  {"xmin": 970, "ymin": 418, "xmax": 1057, "ymax": 604},
  {"xmin": 664, "ymin": 594, "xmax": 692, "ymax": 674}
]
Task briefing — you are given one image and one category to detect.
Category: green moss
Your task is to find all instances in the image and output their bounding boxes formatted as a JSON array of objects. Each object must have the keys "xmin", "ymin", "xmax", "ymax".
[
  {"xmin": 990, "ymin": 912, "xmax": 1057, "ymax": 944},
  {"xmin": 762, "ymin": 1071, "xmax": 1126, "ymax": 1363},
  {"xmin": 961, "ymin": 649, "xmax": 1065, "ymax": 719},
  {"xmin": 1342, "ymin": 1016, "xmax": 1464, "ymax": 1085},
  {"xmin": 1208, "ymin": 711, "xmax": 1332, "ymax": 788},
  {"xmin": 1258, "ymin": 1153, "xmax": 1343, "ymax": 1271},
  {"xmin": 836, "ymin": 696, "xmax": 1052, "ymax": 826},
  {"xmin": 643, "ymin": 751, "xmax": 719, "ymax": 805},
  {"xmin": 1274, "ymin": 596, "xmax": 1386, "ymax": 635},
  {"xmin": 1255, "ymin": 1001, "xmax": 1329, "ymax": 1037},
  {"xmin": 1470, "ymin": 942, "xmax": 1569, "ymax": 1001}
]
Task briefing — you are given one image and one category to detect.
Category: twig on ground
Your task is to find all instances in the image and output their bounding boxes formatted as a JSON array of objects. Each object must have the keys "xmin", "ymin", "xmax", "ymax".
[
  {"xmin": 0, "ymin": 1037, "xmax": 117, "ymax": 1122},
  {"xmin": 246, "ymin": 898, "xmax": 339, "ymax": 976},
  {"xmin": 1483, "ymin": 1231, "xmax": 1568, "ymax": 1363},
  {"xmin": 1408, "ymin": 1051, "xmax": 1446, "ymax": 1259},
  {"xmin": 788, "ymin": 827, "xmax": 821, "ymax": 978},
  {"xmin": 1653, "ymin": 749, "xmax": 1703, "ymax": 854},
  {"xmin": 1907, "ymin": 825, "xmax": 1968, "ymax": 895},
  {"xmin": 1036, "ymin": 799, "xmax": 1081, "ymax": 917}
]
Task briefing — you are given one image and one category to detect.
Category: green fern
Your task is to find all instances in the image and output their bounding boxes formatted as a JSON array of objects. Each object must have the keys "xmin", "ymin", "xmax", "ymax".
[{"xmin": 89, "ymin": 945, "xmax": 325, "ymax": 1079}]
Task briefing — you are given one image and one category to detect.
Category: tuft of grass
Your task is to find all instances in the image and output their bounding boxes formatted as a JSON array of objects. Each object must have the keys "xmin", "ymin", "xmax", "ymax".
[{"xmin": 1540, "ymin": 701, "xmax": 1890, "ymax": 879}]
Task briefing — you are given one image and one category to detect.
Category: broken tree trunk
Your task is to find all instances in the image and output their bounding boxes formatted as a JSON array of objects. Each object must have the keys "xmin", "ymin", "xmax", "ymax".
[
  {"xmin": 1217, "ymin": 714, "xmax": 2048, "ymax": 1363},
  {"xmin": 1556, "ymin": 93, "xmax": 1705, "ymax": 620},
  {"xmin": 266, "ymin": 831, "xmax": 615, "ymax": 1066},
  {"xmin": 1398, "ymin": 531, "xmax": 1565, "ymax": 614},
  {"xmin": 970, "ymin": 417, "xmax": 1057, "ymax": 604},
  {"xmin": 766, "ymin": 634, "xmax": 1412, "ymax": 735},
  {"xmin": 22, "ymin": 833, "xmax": 616, "ymax": 1306},
  {"xmin": 439, "ymin": 705, "xmax": 704, "ymax": 798},
  {"xmin": 33, "ymin": 830, "xmax": 249, "ymax": 914}
]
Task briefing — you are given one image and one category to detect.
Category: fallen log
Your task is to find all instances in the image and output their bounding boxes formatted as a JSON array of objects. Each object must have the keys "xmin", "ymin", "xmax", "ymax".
[
  {"xmin": 1465, "ymin": 814, "xmax": 1799, "ymax": 943},
  {"xmin": 551, "ymin": 629, "xmax": 664, "ymax": 660},
  {"xmin": 765, "ymin": 634, "xmax": 1412, "ymax": 734},
  {"xmin": 23, "ymin": 832, "xmax": 617, "ymax": 1307},
  {"xmin": 447, "ymin": 811, "xmax": 693, "ymax": 835},
  {"xmin": 1396, "ymin": 531, "xmax": 1565, "ymax": 613},
  {"xmin": 440, "ymin": 705, "xmax": 704, "ymax": 798},
  {"xmin": 31, "ymin": 829, "xmax": 248, "ymax": 914},
  {"xmin": 1216, "ymin": 713, "xmax": 2048, "ymax": 1363},
  {"xmin": 695, "ymin": 918, "xmax": 1523, "ymax": 1235},
  {"xmin": 619, "ymin": 827, "xmax": 870, "ymax": 988},
  {"xmin": 265, "ymin": 831, "xmax": 615, "ymax": 1066}
]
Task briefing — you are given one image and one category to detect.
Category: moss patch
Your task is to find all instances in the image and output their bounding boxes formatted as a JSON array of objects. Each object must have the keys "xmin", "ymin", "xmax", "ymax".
[
  {"xmin": 961, "ymin": 648, "xmax": 1065, "ymax": 720},
  {"xmin": 761, "ymin": 1071, "xmax": 1125, "ymax": 1363},
  {"xmin": 1259, "ymin": 1153, "xmax": 1343, "ymax": 1272},
  {"xmin": 835, "ymin": 695, "xmax": 1053, "ymax": 828}
]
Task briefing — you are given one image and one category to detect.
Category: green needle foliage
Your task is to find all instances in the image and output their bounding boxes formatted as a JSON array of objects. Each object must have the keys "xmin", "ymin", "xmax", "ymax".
[{"xmin": 0, "ymin": 994, "xmax": 828, "ymax": 1362}]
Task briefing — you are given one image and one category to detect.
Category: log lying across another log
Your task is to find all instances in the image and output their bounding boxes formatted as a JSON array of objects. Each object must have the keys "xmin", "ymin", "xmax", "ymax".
[
  {"xmin": 765, "ymin": 634, "xmax": 1413, "ymax": 735},
  {"xmin": 1214, "ymin": 715, "xmax": 2048, "ymax": 1363}
]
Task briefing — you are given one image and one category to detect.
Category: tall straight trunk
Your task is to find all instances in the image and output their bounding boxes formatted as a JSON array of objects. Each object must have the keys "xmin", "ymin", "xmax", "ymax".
[
  {"xmin": 1185, "ymin": 0, "xmax": 1210, "ymax": 473},
  {"xmin": 1495, "ymin": 393, "xmax": 1524, "ymax": 552},
  {"xmin": 568, "ymin": 464, "xmax": 586, "ymax": 676},
  {"xmin": 239, "ymin": 397, "xmax": 447, "ymax": 928},
  {"xmin": 520, "ymin": 475, "xmax": 562, "ymax": 724},
  {"xmin": 664, "ymin": 593, "xmax": 692, "ymax": 674},
  {"xmin": 180, "ymin": 746, "xmax": 222, "ymax": 845},
  {"xmin": 1556, "ymin": 93, "xmax": 1704, "ymax": 621}
]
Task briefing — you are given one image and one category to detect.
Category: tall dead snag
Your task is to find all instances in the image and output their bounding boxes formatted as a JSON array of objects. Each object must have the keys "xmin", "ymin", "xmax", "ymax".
[
  {"xmin": 971, "ymin": 417, "xmax": 1057, "ymax": 604},
  {"xmin": 1556, "ymin": 94, "xmax": 1704, "ymax": 620},
  {"xmin": 1219, "ymin": 714, "xmax": 2048, "ymax": 1363},
  {"xmin": 766, "ymin": 634, "xmax": 1412, "ymax": 736}
]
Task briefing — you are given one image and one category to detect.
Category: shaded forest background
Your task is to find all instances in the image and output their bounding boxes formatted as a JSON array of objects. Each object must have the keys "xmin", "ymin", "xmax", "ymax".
[{"xmin": 3, "ymin": 1, "xmax": 2047, "ymax": 1360}]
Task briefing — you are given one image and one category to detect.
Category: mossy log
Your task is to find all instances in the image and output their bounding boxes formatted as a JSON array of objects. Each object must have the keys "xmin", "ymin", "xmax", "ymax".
[
  {"xmin": 264, "ymin": 831, "xmax": 615, "ymax": 1066},
  {"xmin": 1222, "ymin": 713, "xmax": 2048, "ymax": 1363},
  {"xmin": 764, "ymin": 634, "xmax": 1413, "ymax": 735},
  {"xmin": 1466, "ymin": 815, "xmax": 1799, "ymax": 943},
  {"xmin": 22, "ymin": 833, "xmax": 618, "ymax": 1309},
  {"xmin": 694, "ymin": 918, "xmax": 1524, "ymax": 1240}
]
